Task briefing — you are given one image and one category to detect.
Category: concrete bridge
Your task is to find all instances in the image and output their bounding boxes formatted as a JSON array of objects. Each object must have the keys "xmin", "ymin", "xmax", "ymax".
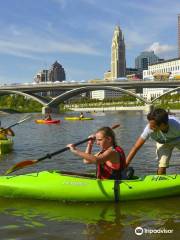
[
  {"xmin": 0, "ymin": 80, "xmax": 180, "ymax": 113},
  {"xmin": 0, "ymin": 80, "xmax": 180, "ymax": 92}
]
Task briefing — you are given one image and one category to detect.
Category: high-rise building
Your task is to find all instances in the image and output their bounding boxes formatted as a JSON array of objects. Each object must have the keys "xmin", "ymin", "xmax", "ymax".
[
  {"xmin": 48, "ymin": 61, "xmax": 66, "ymax": 82},
  {"xmin": 111, "ymin": 26, "xmax": 126, "ymax": 79},
  {"xmin": 135, "ymin": 51, "xmax": 162, "ymax": 73},
  {"xmin": 33, "ymin": 61, "xmax": 66, "ymax": 97},
  {"xmin": 34, "ymin": 70, "xmax": 48, "ymax": 83},
  {"xmin": 34, "ymin": 61, "xmax": 66, "ymax": 83},
  {"xmin": 178, "ymin": 14, "xmax": 180, "ymax": 57}
]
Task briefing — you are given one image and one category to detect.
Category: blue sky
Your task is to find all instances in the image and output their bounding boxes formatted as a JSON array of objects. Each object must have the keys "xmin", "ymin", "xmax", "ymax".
[{"xmin": 0, "ymin": 0, "xmax": 180, "ymax": 84}]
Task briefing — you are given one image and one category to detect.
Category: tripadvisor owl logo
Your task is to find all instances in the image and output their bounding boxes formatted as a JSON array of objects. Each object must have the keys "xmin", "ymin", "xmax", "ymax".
[
  {"xmin": 135, "ymin": 226, "xmax": 143, "ymax": 235},
  {"xmin": 135, "ymin": 226, "xmax": 173, "ymax": 235}
]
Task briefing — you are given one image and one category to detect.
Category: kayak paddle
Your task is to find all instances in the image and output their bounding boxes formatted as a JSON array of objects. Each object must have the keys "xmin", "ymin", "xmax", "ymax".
[
  {"xmin": 0, "ymin": 114, "xmax": 32, "ymax": 133},
  {"xmin": 5, "ymin": 124, "xmax": 120, "ymax": 174}
]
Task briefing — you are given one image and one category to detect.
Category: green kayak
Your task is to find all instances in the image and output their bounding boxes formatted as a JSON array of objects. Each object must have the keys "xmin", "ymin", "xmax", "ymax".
[
  {"xmin": 0, "ymin": 138, "xmax": 13, "ymax": 155},
  {"xmin": 0, "ymin": 171, "xmax": 179, "ymax": 201}
]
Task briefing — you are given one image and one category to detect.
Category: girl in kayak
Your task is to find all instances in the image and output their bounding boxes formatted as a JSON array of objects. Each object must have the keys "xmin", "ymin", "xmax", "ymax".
[{"xmin": 67, "ymin": 127, "xmax": 126, "ymax": 180}]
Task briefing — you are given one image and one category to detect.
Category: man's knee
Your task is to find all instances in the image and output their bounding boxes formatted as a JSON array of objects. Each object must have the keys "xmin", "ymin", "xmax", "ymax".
[{"xmin": 157, "ymin": 167, "xmax": 166, "ymax": 175}]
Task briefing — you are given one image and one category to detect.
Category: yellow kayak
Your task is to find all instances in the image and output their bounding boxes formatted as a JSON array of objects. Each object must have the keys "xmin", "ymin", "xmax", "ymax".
[
  {"xmin": 64, "ymin": 117, "xmax": 94, "ymax": 121},
  {"xmin": 0, "ymin": 138, "xmax": 13, "ymax": 155}
]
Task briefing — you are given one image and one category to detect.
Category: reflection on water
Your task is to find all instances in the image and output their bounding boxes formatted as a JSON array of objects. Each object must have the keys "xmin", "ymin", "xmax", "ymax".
[
  {"xmin": 0, "ymin": 197, "xmax": 179, "ymax": 240},
  {"xmin": 0, "ymin": 111, "xmax": 179, "ymax": 239}
]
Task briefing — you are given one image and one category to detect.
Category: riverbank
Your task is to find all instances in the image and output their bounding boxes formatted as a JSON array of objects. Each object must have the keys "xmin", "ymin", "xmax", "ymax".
[
  {"xmin": 0, "ymin": 109, "xmax": 20, "ymax": 115},
  {"xmin": 70, "ymin": 105, "xmax": 151, "ymax": 112}
]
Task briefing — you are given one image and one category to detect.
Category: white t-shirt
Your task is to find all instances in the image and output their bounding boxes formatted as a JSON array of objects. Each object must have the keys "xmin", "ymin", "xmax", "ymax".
[{"xmin": 141, "ymin": 117, "xmax": 180, "ymax": 144}]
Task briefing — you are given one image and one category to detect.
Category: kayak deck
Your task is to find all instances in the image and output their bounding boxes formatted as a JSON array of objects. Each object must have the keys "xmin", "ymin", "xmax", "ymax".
[{"xmin": 0, "ymin": 171, "xmax": 179, "ymax": 202}]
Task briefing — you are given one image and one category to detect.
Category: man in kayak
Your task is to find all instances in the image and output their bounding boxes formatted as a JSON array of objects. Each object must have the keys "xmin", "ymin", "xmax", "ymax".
[
  {"xmin": 79, "ymin": 112, "xmax": 84, "ymax": 119},
  {"xmin": 0, "ymin": 121, "xmax": 15, "ymax": 140},
  {"xmin": 67, "ymin": 126, "xmax": 126, "ymax": 180},
  {"xmin": 126, "ymin": 108, "xmax": 180, "ymax": 175}
]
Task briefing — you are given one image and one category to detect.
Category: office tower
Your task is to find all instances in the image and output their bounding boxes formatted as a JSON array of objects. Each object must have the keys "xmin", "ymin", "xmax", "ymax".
[
  {"xmin": 48, "ymin": 61, "xmax": 66, "ymax": 82},
  {"xmin": 135, "ymin": 51, "xmax": 161, "ymax": 73},
  {"xmin": 178, "ymin": 14, "xmax": 180, "ymax": 57},
  {"xmin": 111, "ymin": 26, "xmax": 126, "ymax": 78}
]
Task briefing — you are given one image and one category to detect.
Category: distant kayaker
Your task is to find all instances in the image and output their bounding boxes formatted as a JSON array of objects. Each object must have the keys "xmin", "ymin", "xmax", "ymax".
[
  {"xmin": 126, "ymin": 108, "xmax": 180, "ymax": 175},
  {"xmin": 44, "ymin": 113, "xmax": 52, "ymax": 121},
  {"xmin": 79, "ymin": 112, "xmax": 84, "ymax": 119},
  {"xmin": 67, "ymin": 126, "xmax": 127, "ymax": 180},
  {"xmin": 0, "ymin": 121, "xmax": 15, "ymax": 140}
]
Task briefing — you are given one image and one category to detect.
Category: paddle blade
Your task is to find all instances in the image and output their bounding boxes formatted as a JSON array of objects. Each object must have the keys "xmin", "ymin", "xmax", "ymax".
[
  {"xmin": 5, "ymin": 160, "xmax": 37, "ymax": 175},
  {"xmin": 111, "ymin": 124, "xmax": 120, "ymax": 130}
]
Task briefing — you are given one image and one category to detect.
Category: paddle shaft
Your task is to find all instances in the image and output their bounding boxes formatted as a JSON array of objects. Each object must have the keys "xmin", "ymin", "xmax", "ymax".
[
  {"xmin": 37, "ymin": 138, "xmax": 92, "ymax": 162},
  {"xmin": 0, "ymin": 115, "xmax": 31, "ymax": 133}
]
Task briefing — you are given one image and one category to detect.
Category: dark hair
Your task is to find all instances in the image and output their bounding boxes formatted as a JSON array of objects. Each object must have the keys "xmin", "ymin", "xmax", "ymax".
[
  {"xmin": 96, "ymin": 126, "xmax": 117, "ymax": 147},
  {"xmin": 147, "ymin": 108, "xmax": 168, "ymax": 126}
]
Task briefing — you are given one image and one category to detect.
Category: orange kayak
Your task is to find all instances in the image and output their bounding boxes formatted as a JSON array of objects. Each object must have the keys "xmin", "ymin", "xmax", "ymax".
[{"xmin": 35, "ymin": 119, "xmax": 60, "ymax": 124}]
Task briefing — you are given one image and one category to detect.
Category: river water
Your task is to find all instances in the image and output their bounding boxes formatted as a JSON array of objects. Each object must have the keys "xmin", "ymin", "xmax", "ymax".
[{"xmin": 0, "ymin": 111, "xmax": 179, "ymax": 240}]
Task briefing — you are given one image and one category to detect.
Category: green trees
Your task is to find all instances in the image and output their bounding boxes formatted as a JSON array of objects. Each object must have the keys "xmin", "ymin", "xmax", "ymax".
[
  {"xmin": 0, "ymin": 95, "xmax": 42, "ymax": 112},
  {"xmin": 0, "ymin": 93, "xmax": 179, "ymax": 113},
  {"xmin": 155, "ymin": 93, "xmax": 180, "ymax": 109}
]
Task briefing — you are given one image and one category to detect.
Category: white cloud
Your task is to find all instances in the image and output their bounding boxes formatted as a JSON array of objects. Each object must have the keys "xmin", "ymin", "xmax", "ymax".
[
  {"xmin": 0, "ymin": 35, "xmax": 102, "ymax": 59},
  {"xmin": 146, "ymin": 42, "xmax": 176, "ymax": 54},
  {"xmin": 125, "ymin": 29, "xmax": 150, "ymax": 49}
]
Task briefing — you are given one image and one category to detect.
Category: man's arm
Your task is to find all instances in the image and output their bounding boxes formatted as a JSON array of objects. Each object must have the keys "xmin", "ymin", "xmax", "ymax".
[{"xmin": 126, "ymin": 137, "xmax": 146, "ymax": 167}]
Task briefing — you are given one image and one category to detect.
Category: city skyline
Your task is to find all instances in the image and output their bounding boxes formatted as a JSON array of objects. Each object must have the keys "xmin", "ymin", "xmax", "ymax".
[{"xmin": 0, "ymin": 0, "xmax": 180, "ymax": 84}]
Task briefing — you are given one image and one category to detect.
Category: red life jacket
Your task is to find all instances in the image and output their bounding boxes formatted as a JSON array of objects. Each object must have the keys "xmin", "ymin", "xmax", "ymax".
[{"xmin": 97, "ymin": 146, "xmax": 126, "ymax": 180}]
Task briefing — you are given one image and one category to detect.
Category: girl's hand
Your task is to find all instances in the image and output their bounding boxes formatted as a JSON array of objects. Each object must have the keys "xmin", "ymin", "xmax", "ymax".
[
  {"xmin": 67, "ymin": 144, "xmax": 77, "ymax": 153},
  {"xmin": 88, "ymin": 135, "xmax": 95, "ymax": 145}
]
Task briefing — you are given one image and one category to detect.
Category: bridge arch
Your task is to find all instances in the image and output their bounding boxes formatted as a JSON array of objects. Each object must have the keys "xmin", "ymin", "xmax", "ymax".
[
  {"xmin": 151, "ymin": 87, "xmax": 180, "ymax": 103},
  {"xmin": 0, "ymin": 90, "xmax": 49, "ymax": 106},
  {"xmin": 48, "ymin": 86, "xmax": 149, "ymax": 107}
]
